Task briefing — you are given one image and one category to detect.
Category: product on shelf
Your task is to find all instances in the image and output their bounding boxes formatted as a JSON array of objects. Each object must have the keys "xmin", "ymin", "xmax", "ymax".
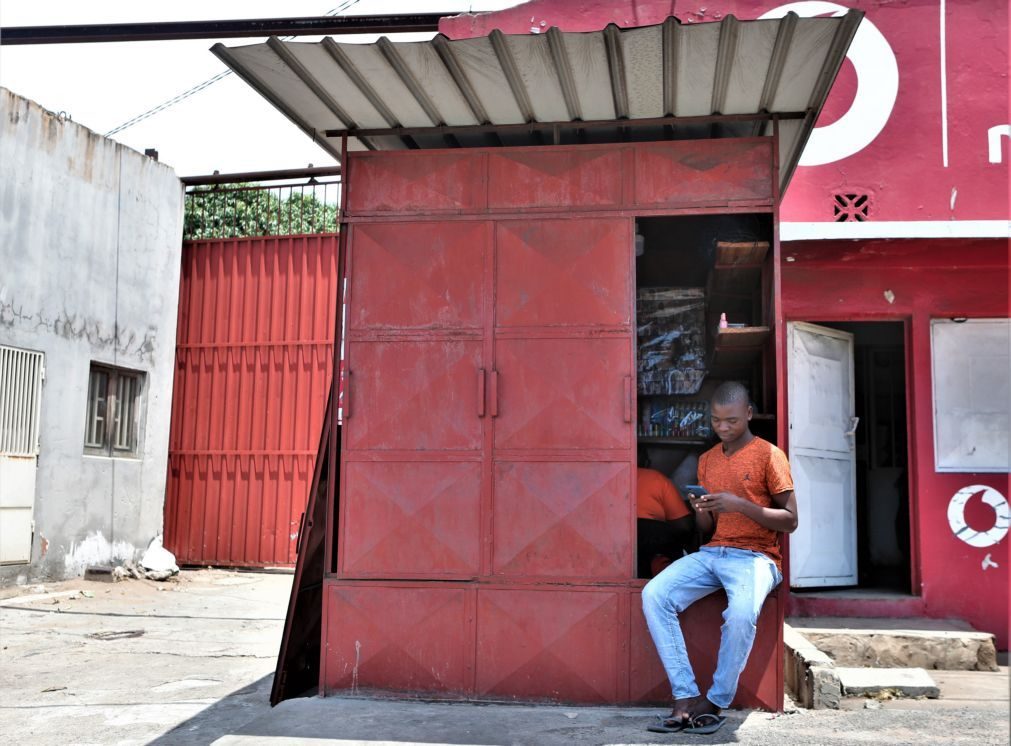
[{"xmin": 637, "ymin": 287, "xmax": 707, "ymax": 395}]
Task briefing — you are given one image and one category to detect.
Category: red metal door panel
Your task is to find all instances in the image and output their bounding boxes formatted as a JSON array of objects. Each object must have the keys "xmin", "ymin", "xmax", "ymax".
[
  {"xmin": 487, "ymin": 149, "xmax": 623, "ymax": 210},
  {"xmin": 346, "ymin": 151, "xmax": 487, "ymax": 215},
  {"xmin": 492, "ymin": 461, "xmax": 631, "ymax": 578},
  {"xmin": 475, "ymin": 587, "xmax": 620, "ymax": 703},
  {"xmin": 495, "ymin": 219, "xmax": 631, "ymax": 328},
  {"xmin": 342, "ymin": 461, "xmax": 482, "ymax": 577},
  {"xmin": 165, "ymin": 235, "xmax": 337, "ymax": 567},
  {"xmin": 493, "ymin": 337, "xmax": 631, "ymax": 451},
  {"xmin": 349, "ymin": 221, "xmax": 488, "ymax": 331},
  {"xmin": 633, "ymin": 140, "xmax": 773, "ymax": 207},
  {"xmin": 324, "ymin": 585, "xmax": 472, "ymax": 694},
  {"xmin": 345, "ymin": 340, "xmax": 483, "ymax": 451},
  {"xmin": 627, "ymin": 588, "xmax": 780, "ymax": 709}
]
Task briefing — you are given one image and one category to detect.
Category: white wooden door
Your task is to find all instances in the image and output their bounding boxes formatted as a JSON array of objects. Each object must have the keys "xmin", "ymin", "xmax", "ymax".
[{"xmin": 787, "ymin": 323, "xmax": 857, "ymax": 587}]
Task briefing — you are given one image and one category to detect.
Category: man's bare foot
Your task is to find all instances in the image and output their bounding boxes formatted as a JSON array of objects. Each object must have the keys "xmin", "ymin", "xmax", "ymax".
[
  {"xmin": 665, "ymin": 696, "xmax": 696, "ymax": 725},
  {"xmin": 690, "ymin": 695, "xmax": 721, "ymax": 720}
]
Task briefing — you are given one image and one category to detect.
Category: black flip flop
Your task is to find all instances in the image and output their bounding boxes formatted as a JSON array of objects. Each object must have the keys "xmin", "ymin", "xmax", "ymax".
[
  {"xmin": 647, "ymin": 714, "xmax": 687, "ymax": 733},
  {"xmin": 684, "ymin": 713, "xmax": 727, "ymax": 735}
]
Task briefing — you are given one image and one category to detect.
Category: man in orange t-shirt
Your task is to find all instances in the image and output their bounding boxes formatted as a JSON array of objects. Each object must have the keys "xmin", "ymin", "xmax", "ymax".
[
  {"xmin": 636, "ymin": 455, "xmax": 694, "ymax": 578},
  {"xmin": 642, "ymin": 382, "xmax": 798, "ymax": 735}
]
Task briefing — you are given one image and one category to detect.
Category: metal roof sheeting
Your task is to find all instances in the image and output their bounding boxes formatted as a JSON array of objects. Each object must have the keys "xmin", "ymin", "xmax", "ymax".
[{"xmin": 213, "ymin": 12, "xmax": 862, "ymax": 192}]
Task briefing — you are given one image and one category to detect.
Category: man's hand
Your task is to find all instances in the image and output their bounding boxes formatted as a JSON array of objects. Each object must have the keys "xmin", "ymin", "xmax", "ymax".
[{"xmin": 691, "ymin": 491, "xmax": 749, "ymax": 515}]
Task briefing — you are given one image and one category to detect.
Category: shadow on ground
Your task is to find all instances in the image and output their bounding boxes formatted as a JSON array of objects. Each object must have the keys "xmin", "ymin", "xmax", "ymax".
[
  {"xmin": 204, "ymin": 694, "xmax": 747, "ymax": 746},
  {"xmin": 149, "ymin": 675, "xmax": 277, "ymax": 745}
]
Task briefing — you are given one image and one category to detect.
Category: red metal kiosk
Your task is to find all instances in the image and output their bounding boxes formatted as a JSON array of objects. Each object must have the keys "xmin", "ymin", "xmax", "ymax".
[{"xmin": 212, "ymin": 13, "xmax": 861, "ymax": 708}]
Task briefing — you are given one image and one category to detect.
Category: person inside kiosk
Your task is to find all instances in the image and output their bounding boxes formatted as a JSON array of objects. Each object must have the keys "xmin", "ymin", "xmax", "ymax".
[
  {"xmin": 636, "ymin": 445, "xmax": 696, "ymax": 578},
  {"xmin": 641, "ymin": 381, "xmax": 798, "ymax": 735}
]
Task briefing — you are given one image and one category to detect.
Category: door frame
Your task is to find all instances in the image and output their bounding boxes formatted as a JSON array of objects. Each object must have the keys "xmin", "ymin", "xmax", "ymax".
[
  {"xmin": 786, "ymin": 321, "xmax": 857, "ymax": 587},
  {"xmin": 782, "ymin": 316, "xmax": 919, "ymax": 595}
]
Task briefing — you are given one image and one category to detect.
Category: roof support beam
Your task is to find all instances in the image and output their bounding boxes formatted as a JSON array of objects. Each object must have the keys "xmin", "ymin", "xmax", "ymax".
[
  {"xmin": 321, "ymin": 38, "xmax": 398, "ymax": 128},
  {"xmin": 376, "ymin": 38, "xmax": 446, "ymax": 127},
  {"xmin": 0, "ymin": 13, "xmax": 447, "ymax": 45},
  {"xmin": 711, "ymin": 15, "xmax": 740, "ymax": 115},
  {"xmin": 266, "ymin": 37, "xmax": 357, "ymax": 129},
  {"xmin": 753, "ymin": 12, "xmax": 797, "ymax": 136},
  {"xmin": 324, "ymin": 111, "xmax": 807, "ymax": 139},
  {"xmin": 546, "ymin": 28, "xmax": 582, "ymax": 121},
  {"xmin": 603, "ymin": 24, "xmax": 629, "ymax": 119},
  {"xmin": 661, "ymin": 18, "xmax": 681, "ymax": 117},
  {"xmin": 489, "ymin": 30, "xmax": 535, "ymax": 123}
]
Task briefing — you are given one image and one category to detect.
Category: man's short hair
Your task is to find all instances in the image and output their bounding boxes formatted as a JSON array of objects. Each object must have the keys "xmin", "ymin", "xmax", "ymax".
[{"xmin": 712, "ymin": 381, "xmax": 750, "ymax": 407}]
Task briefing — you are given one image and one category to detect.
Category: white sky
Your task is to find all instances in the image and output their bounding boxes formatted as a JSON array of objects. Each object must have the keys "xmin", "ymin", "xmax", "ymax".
[{"xmin": 0, "ymin": 1, "xmax": 518, "ymax": 176}]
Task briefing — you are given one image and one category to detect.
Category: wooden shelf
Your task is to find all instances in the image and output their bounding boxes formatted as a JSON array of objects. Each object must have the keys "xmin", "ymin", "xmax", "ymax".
[
  {"xmin": 638, "ymin": 436, "xmax": 709, "ymax": 445},
  {"xmin": 709, "ymin": 241, "xmax": 769, "ymax": 300},
  {"xmin": 710, "ymin": 325, "xmax": 770, "ymax": 375}
]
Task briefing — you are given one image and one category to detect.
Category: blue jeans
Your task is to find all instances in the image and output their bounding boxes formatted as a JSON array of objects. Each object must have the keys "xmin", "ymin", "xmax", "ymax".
[{"xmin": 641, "ymin": 546, "xmax": 782, "ymax": 708}]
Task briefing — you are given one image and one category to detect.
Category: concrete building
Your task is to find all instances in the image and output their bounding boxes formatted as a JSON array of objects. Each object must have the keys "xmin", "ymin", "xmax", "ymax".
[{"xmin": 0, "ymin": 88, "xmax": 184, "ymax": 582}]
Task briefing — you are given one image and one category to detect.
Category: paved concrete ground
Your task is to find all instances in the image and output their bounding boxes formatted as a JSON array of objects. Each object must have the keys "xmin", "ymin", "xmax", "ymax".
[
  {"xmin": 0, "ymin": 569, "xmax": 289, "ymax": 745},
  {"xmin": 2, "ymin": 570, "xmax": 1008, "ymax": 746}
]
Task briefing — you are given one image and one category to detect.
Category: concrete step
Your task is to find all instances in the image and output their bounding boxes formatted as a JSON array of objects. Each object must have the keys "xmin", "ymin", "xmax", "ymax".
[
  {"xmin": 837, "ymin": 666, "xmax": 940, "ymax": 699},
  {"xmin": 787, "ymin": 616, "xmax": 998, "ymax": 672}
]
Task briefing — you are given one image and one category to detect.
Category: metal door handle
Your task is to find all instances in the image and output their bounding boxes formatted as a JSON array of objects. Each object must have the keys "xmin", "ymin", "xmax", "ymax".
[
  {"xmin": 477, "ymin": 368, "xmax": 486, "ymax": 417},
  {"xmin": 623, "ymin": 375, "xmax": 633, "ymax": 423},
  {"xmin": 844, "ymin": 416, "xmax": 859, "ymax": 436},
  {"xmin": 489, "ymin": 370, "xmax": 499, "ymax": 417}
]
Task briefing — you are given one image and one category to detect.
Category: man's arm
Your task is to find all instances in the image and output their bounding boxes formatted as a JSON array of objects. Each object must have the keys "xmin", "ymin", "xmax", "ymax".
[{"xmin": 694, "ymin": 489, "xmax": 798, "ymax": 533}]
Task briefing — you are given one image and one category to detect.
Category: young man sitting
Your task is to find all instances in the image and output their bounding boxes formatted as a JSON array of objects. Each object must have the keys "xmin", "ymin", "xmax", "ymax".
[{"xmin": 641, "ymin": 381, "xmax": 798, "ymax": 735}]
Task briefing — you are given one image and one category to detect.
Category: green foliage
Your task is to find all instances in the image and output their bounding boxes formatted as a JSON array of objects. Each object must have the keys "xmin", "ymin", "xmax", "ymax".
[{"xmin": 183, "ymin": 183, "xmax": 339, "ymax": 239}]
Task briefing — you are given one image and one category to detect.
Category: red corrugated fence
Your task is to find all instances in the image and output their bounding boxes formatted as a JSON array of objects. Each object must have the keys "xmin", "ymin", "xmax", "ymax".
[{"xmin": 165, "ymin": 234, "xmax": 338, "ymax": 566}]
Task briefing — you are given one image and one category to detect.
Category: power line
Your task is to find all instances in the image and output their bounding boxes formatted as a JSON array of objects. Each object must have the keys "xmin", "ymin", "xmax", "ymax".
[{"xmin": 104, "ymin": 0, "xmax": 363, "ymax": 137}]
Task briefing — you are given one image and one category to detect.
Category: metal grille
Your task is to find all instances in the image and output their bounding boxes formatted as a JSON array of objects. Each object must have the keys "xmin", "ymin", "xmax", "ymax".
[
  {"xmin": 84, "ymin": 365, "xmax": 143, "ymax": 456},
  {"xmin": 0, "ymin": 345, "xmax": 45, "ymax": 457},
  {"xmin": 183, "ymin": 180, "xmax": 341, "ymax": 240}
]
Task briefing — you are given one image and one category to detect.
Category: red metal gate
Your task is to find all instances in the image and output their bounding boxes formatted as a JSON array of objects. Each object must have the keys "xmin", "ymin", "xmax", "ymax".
[{"xmin": 165, "ymin": 234, "xmax": 338, "ymax": 566}]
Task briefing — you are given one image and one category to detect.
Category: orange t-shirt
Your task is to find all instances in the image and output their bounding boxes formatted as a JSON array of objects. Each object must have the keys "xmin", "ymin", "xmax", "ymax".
[
  {"xmin": 637, "ymin": 468, "xmax": 691, "ymax": 522},
  {"xmin": 697, "ymin": 437, "xmax": 794, "ymax": 568}
]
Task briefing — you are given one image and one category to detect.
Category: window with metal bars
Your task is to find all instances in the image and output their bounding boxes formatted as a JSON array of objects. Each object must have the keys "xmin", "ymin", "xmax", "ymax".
[{"xmin": 84, "ymin": 364, "xmax": 144, "ymax": 457}]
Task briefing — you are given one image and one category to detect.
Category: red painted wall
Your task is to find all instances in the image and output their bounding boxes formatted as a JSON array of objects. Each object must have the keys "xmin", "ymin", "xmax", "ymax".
[
  {"xmin": 442, "ymin": 0, "xmax": 1010, "ymax": 225},
  {"xmin": 782, "ymin": 238, "xmax": 1010, "ymax": 646}
]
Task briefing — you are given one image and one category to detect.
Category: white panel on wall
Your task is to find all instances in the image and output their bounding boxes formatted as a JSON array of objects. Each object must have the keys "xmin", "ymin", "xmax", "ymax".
[
  {"xmin": 931, "ymin": 319, "xmax": 1011, "ymax": 472},
  {"xmin": 0, "ymin": 345, "xmax": 44, "ymax": 564}
]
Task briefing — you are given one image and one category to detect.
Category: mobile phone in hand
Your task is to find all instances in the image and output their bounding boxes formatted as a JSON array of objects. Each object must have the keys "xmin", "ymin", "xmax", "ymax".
[{"xmin": 682, "ymin": 484, "xmax": 707, "ymax": 497}]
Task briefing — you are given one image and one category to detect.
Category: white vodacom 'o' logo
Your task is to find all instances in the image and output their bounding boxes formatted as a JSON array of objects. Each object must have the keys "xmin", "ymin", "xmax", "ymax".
[
  {"xmin": 947, "ymin": 485, "xmax": 1010, "ymax": 549},
  {"xmin": 759, "ymin": 2, "xmax": 899, "ymax": 166}
]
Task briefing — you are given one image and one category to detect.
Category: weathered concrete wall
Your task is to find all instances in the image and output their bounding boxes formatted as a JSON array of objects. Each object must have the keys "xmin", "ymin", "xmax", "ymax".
[{"xmin": 0, "ymin": 88, "xmax": 184, "ymax": 582}]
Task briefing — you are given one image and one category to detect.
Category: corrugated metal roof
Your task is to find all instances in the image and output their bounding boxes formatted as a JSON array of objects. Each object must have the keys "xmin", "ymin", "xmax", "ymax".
[{"xmin": 213, "ymin": 12, "xmax": 862, "ymax": 192}]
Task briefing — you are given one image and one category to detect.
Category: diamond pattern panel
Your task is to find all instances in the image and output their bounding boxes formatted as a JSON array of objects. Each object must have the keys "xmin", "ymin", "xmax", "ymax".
[
  {"xmin": 495, "ymin": 219, "xmax": 630, "ymax": 328},
  {"xmin": 325, "ymin": 585, "xmax": 469, "ymax": 693},
  {"xmin": 487, "ymin": 149, "xmax": 623, "ymax": 209},
  {"xmin": 494, "ymin": 337, "xmax": 630, "ymax": 451},
  {"xmin": 476, "ymin": 588, "xmax": 620, "ymax": 702},
  {"xmin": 346, "ymin": 340, "xmax": 482, "ymax": 451},
  {"xmin": 343, "ymin": 461, "xmax": 481, "ymax": 577},
  {"xmin": 348, "ymin": 152, "xmax": 486, "ymax": 214},
  {"xmin": 633, "ymin": 140, "xmax": 773, "ymax": 207},
  {"xmin": 350, "ymin": 221, "xmax": 488, "ymax": 331},
  {"xmin": 628, "ymin": 588, "xmax": 781, "ymax": 709},
  {"xmin": 493, "ymin": 461, "xmax": 631, "ymax": 578}
]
